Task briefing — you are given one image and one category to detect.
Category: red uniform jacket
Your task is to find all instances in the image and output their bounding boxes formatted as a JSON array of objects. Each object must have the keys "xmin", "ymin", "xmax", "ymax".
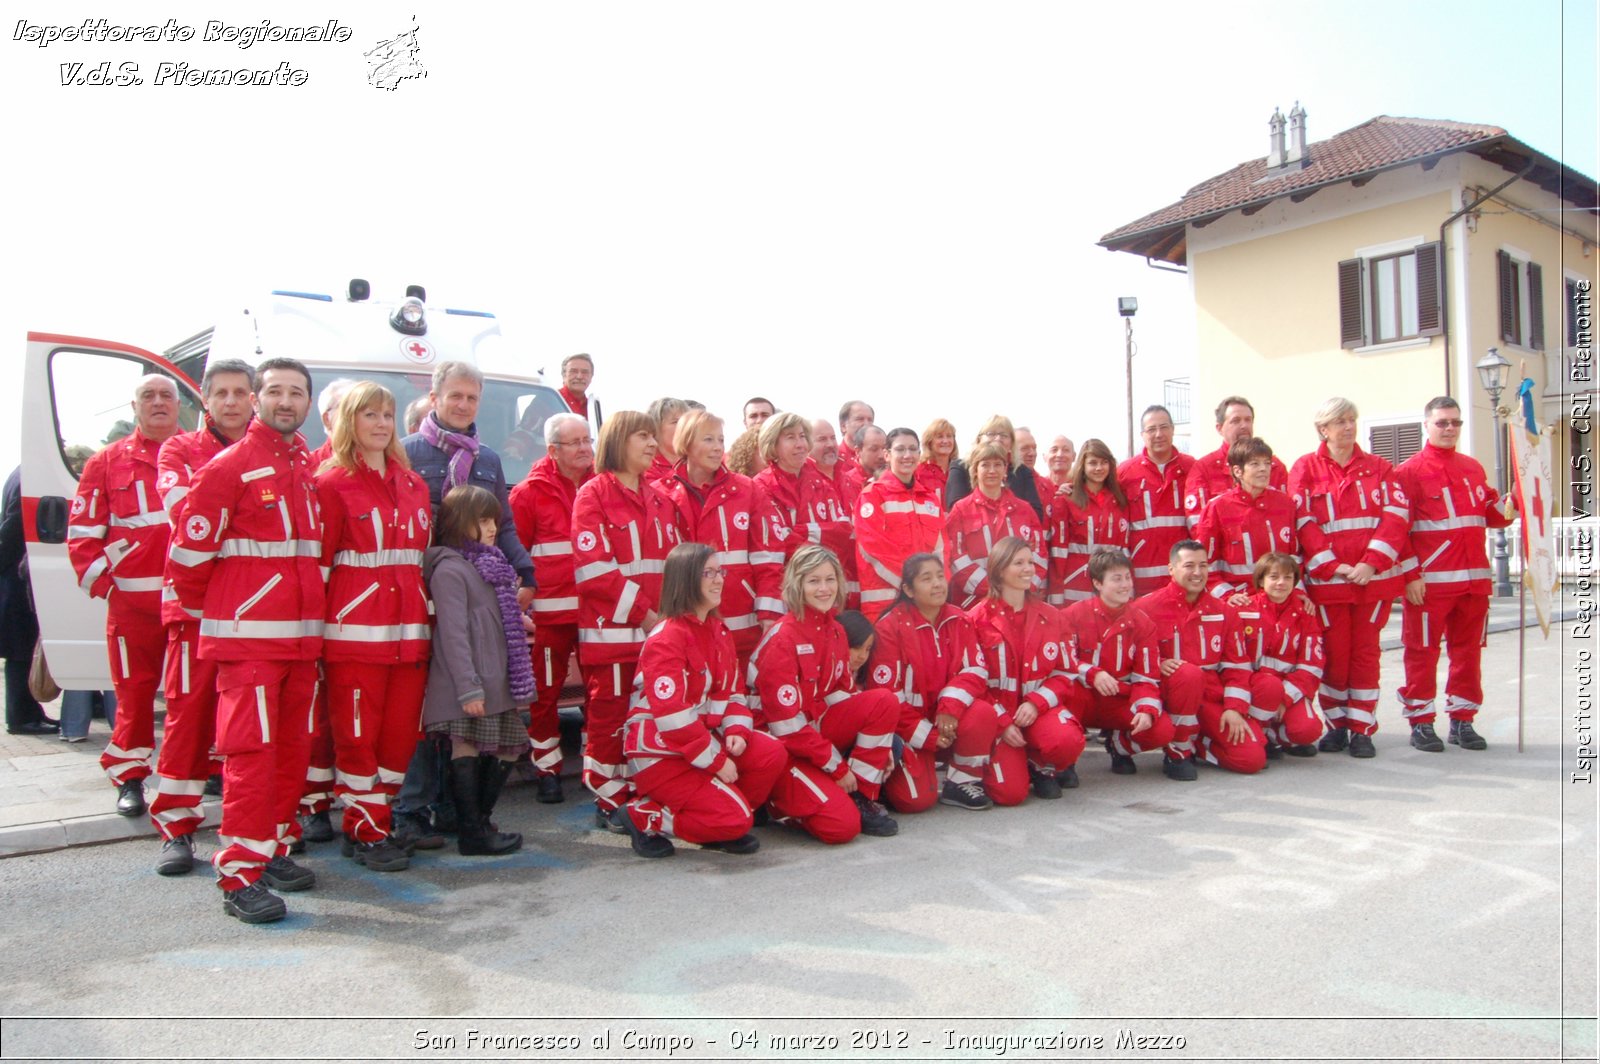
[
  {"xmin": 1289, "ymin": 443, "xmax": 1410, "ymax": 604},
  {"xmin": 1058, "ymin": 596, "xmax": 1162, "ymax": 717},
  {"xmin": 748, "ymin": 607, "xmax": 856, "ymax": 782},
  {"xmin": 662, "ymin": 464, "xmax": 787, "ymax": 636},
  {"xmin": 624, "ymin": 613, "xmax": 753, "ymax": 776},
  {"xmin": 1047, "ymin": 487, "xmax": 1131, "ymax": 606},
  {"xmin": 967, "ymin": 596, "xmax": 1080, "ymax": 727},
  {"xmin": 943, "ymin": 488, "xmax": 1046, "ymax": 609},
  {"xmin": 914, "ymin": 460, "xmax": 950, "ymax": 499},
  {"xmin": 855, "ymin": 474, "xmax": 944, "ymax": 619},
  {"xmin": 509, "ymin": 455, "xmax": 593, "ymax": 626},
  {"xmin": 571, "ymin": 471, "xmax": 681, "ymax": 665},
  {"xmin": 1193, "ymin": 486, "xmax": 1327, "ymax": 599},
  {"xmin": 755, "ymin": 458, "xmax": 856, "ymax": 588},
  {"xmin": 866, "ymin": 602, "xmax": 989, "ymax": 749},
  {"xmin": 68, "ymin": 428, "xmax": 171, "ymax": 615},
  {"xmin": 1239, "ymin": 590, "xmax": 1326, "ymax": 706},
  {"xmin": 168, "ymin": 419, "xmax": 325, "ymax": 662},
  {"xmin": 644, "ymin": 451, "xmax": 675, "ymax": 486},
  {"xmin": 316, "ymin": 459, "xmax": 433, "ymax": 663},
  {"xmin": 1135, "ymin": 580, "xmax": 1252, "ymax": 714},
  {"xmin": 157, "ymin": 420, "xmax": 240, "ymax": 624},
  {"xmin": 1393, "ymin": 442, "xmax": 1514, "ymax": 598},
  {"xmin": 819, "ymin": 460, "xmax": 863, "ymax": 514},
  {"xmin": 1184, "ymin": 443, "xmax": 1289, "ymax": 528},
  {"xmin": 1119, "ymin": 449, "xmax": 1197, "ymax": 589}
]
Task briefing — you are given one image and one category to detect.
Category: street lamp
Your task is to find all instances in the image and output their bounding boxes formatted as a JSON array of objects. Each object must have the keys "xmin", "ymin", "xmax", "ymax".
[
  {"xmin": 1119, "ymin": 297, "xmax": 1138, "ymax": 458},
  {"xmin": 1475, "ymin": 346, "xmax": 1515, "ymax": 597}
]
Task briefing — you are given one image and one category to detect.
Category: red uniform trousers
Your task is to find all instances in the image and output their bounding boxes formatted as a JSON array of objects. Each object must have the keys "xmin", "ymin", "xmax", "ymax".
[
  {"xmin": 768, "ymin": 760, "xmax": 862, "ymax": 845},
  {"xmin": 987, "ymin": 709, "xmax": 1087, "ymax": 806},
  {"xmin": 1166, "ymin": 667, "xmax": 1267, "ymax": 774},
  {"xmin": 529, "ymin": 624, "xmax": 579, "ymax": 777},
  {"xmin": 1316, "ymin": 601, "xmax": 1393, "ymax": 735},
  {"xmin": 1155, "ymin": 664, "xmax": 1207, "ymax": 762},
  {"xmin": 1070, "ymin": 686, "xmax": 1177, "ymax": 757},
  {"xmin": 297, "ymin": 677, "xmax": 335, "ymax": 824},
  {"xmin": 817, "ymin": 689, "xmax": 898, "ymax": 802},
  {"xmin": 325, "ymin": 661, "xmax": 427, "ymax": 843},
  {"xmin": 1398, "ymin": 593, "xmax": 1490, "ymax": 724},
  {"xmin": 582, "ymin": 660, "xmax": 637, "ymax": 814},
  {"xmin": 625, "ymin": 731, "xmax": 787, "ymax": 843},
  {"xmin": 882, "ymin": 698, "xmax": 1000, "ymax": 813},
  {"xmin": 1246, "ymin": 671, "xmax": 1325, "ymax": 748},
  {"xmin": 211, "ymin": 661, "xmax": 319, "ymax": 891},
  {"xmin": 148, "ymin": 622, "xmax": 221, "ymax": 841},
  {"xmin": 99, "ymin": 598, "xmax": 166, "ymax": 787}
]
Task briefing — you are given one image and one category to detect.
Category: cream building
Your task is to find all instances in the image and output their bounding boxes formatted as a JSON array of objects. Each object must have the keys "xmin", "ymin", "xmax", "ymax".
[{"xmin": 1100, "ymin": 110, "xmax": 1597, "ymax": 514}]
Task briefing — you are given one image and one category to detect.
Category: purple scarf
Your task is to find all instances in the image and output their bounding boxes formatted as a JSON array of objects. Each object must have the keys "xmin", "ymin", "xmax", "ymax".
[
  {"xmin": 419, "ymin": 412, "xmax": 481, "ymax": 492},
  {"xmin": 460, "ymin": 541, "xmax": 537, "ymax": 704}
]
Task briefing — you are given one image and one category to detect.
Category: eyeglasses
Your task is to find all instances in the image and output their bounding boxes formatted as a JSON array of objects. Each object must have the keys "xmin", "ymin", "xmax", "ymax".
[
  {"xmin": 554, "ymin": 437, "xmax": 594, "ymax": 448},
  {"xmin": 888, "ymin": 446, "xmax": 920, "ymax": 457},
  {"xmin": 701, "ymin": 567, "xmax": 726, "ymax": 580},
  {"xmin": 1431, "ymin": 419, "xmax": 1464, "ymax": 428},
  {"xmin": 1141, "ymin": 424, "xmax": 1173, "ymax": 435}
]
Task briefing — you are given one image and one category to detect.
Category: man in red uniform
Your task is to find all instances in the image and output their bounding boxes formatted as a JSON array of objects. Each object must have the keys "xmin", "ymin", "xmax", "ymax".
[
  {"xmin": 851, "ymin": 425, "xmax": 889, "ymax": 481},
  {"xmin": 743, "ymin": 397, "xmax": 776, "ymax": 431},
  {"xmin": 509, "ymin": 412, "xmax": 596, "ymax": 803},
  {"xmin": 1184, "ymin": 396, "xmax": 1288, "ymax": 528},
  {"xmin": 810, "ymin": 418, "xmax": 863, "ymax": 512},
  {"xmin": 1138, "ymin": 541, "xmax": 1261, "ymax": 775},
  {"xmin": 1394, "ymin": 397, "xmax": 1517, "ymax": 752},
  {"xmin": 68, "ymin": 373, "xmax": 183, "ymax": 817},
  {"xmin": 836, "ymin": 400, "xmax": 874, "ymax": 476},
  {"xmin": 1120, "ymin": 405, "xmax": 1198, "ymax": 596},
  {"xmin": 148, "ymin": 358, "xmax": 255, "ymax": 876},
  {"xmin": 168, "ymin": 357, "xmax": 325, "ymax": 924},
  {"xmin": 558, "ymin": 353, "xmax": 603, "ymax": 435}
]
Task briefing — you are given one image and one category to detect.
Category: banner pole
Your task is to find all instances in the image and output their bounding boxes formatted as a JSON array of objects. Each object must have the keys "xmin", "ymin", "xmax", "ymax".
[{"xmin": 1518, "ymin": 527, "xmax": 1526, "ymax": 754}]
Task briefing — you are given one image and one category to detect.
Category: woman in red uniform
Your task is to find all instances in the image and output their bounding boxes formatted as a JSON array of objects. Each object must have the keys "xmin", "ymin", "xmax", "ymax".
[
  {"xmin": 1048, "ymin": 438, "xmax": 1130, "ymax": 608},
  {"xmin": 1240, "ymin": 552, "xmax": 1326, "ymax": 758},
  {"xmin": 1288, "ymin": 398, "xmax": 1409, "ymax": 757},
  {"xmin": 316, "ymin": 383, "xmax": 434, "ymax": 872},
  {"xmin": 749, "ymin": 545, "xmax": 901, "ymax": 840},
  {"xmin": 867, "ymin": 554, "xmax": 999, "ymax": 812},
  {"xmin": 572, "ymin": 410, "xmax": 682, "ymax": 827},
  {"xmin": 616, "ymin": 543, "xmax": 789, "ymax": 858},
  {"xmin": 855, "ymin": 427, "xmax": 944, "ymax": 621},
  {"xmin": 968, "ymin": 537, "xmax": 1087, "ymax": 803},
  {"xmin": 944, "ymin": 442, "xmax": 1046, "ymax": 610},
  {"xmin": 915, "ymin": 418, "xmax": 958, "ymax": 497},
  {"xmin": 753, "ymin": 412, "xmax": 854, "ymax": 578},
  {"xmin": 661, "ymin": 410, "xmax": 786, "ymax": 668}
]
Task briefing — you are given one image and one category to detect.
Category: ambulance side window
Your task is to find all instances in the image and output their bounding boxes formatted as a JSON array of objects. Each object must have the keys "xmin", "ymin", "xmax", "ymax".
[{"xmin": 48, "ymin": 349, "xmax": 201, "ymax": 477}]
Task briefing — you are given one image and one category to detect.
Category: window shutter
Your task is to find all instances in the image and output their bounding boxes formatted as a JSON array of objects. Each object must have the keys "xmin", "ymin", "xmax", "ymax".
[
  {"xmin": 1415, "ymin": 241, "xmax": 1444, "ymax": 337},
  {"xmin": 1528, "ymin": 262, "xmax": 1544, "ymax": 350},
  {"xmin": 1396, "ymin": 422, "xmax": 1423, "ymax": 463},
  {"xmin": 1498, "ymin": 250, "xmax": 1517, "ymax": 343},
  {"xmin": 1339, "ymin": 258, "xmax": 1366, "ymax": 348},
  {"xmin": 1368, "ymin": 424, "xmax": 1397, "ymax": 464}
]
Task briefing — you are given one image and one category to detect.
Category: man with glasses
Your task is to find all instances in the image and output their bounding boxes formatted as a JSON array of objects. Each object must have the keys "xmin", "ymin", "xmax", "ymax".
[
  {"xmin": 1120, "ymin": 405, "xmax": 1197, "ymax": 596},
  {"xmin": 1392, "ymin": 397, "xmax": 1517, "ymax": 752},
  {"xmin": 509, "ymin": 412, "xmax": 597, "ymax": 802}
]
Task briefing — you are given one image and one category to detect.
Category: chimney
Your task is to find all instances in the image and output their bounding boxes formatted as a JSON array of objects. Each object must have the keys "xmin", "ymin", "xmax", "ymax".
[
  {"xmin": 1267, "ymin": 107, "xmax": 1286, "ymax": 169},
  {"xmin": 1286, "ymin": 101, "xmax": 1308, "ymax": 166}
]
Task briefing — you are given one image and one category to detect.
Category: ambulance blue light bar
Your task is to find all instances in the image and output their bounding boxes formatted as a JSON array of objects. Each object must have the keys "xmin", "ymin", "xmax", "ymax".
[
  {"xmin": 444, "ymin": 308, "xmax": 496, "ymax": 318},
  {"xmin": 271, "ymin": 290, "xmax": 333, "ymax": 302}
]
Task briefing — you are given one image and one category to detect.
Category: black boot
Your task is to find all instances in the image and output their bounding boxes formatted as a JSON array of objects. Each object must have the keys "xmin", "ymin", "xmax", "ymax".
[
  {"xmin": 476, "ymin": 756, "xmax": 524, "ymax": 852},
  {"xmin": 447, "ymin": 757, "xmax": 520, "ymax": 856}
]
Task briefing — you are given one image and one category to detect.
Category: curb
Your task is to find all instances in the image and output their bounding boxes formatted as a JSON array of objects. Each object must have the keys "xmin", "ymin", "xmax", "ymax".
[{"xmin": 0, "ymin": 799, "xmax": 221, "ymax": 860}]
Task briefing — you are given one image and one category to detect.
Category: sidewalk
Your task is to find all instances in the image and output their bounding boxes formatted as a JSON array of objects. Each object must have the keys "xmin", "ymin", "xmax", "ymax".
[{"xmin": 0, "ymin": 592, "xmax": 1581, "ymax": 860}]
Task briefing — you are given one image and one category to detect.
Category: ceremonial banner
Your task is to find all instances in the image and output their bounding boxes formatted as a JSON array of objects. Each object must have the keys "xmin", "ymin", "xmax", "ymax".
[{"xmin": 1512, "ymin": 377, "xmax": 1558, "ymax": 636}]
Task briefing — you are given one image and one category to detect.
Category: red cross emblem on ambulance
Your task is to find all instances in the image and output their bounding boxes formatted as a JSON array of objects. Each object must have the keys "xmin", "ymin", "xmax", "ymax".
[{"xmin": 400, "ymin": 338, "xmax": 436, "ymax": 365}]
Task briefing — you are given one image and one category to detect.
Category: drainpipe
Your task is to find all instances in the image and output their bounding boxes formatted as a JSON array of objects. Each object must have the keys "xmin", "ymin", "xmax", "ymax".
[{"xmin": 1437, "ymin": 159, "xmax": 1536, "ymax": 395}]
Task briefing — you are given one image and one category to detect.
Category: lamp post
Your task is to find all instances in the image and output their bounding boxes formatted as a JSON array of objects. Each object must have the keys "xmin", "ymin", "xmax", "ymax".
[
  {"xmin": 1118, "ymin": 297, "xmax": 1138, "ymax": 458},
  {"xmin": 1475, "ymin": 346, "xmax": 1514, "ymax": 598}
]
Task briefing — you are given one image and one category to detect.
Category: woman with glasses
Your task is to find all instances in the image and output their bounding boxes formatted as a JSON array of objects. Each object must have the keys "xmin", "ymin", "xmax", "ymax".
[
  {"xmin": 854, "ymin": 427, "xmax": 944, "ymax": 622},
  {"xmin": 1047, "ymin": 438, "xmax": 1130, "ymax": 607},
  {"xmin": 942, "ymin": 415, "xmax": 1046, "ymax": 521},
  {"xmin": 613, "ymin": 543, "xmax": 787, "ymax": 859}
]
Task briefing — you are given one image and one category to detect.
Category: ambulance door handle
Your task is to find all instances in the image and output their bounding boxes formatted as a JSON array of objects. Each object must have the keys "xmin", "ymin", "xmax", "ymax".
[{"xmin": 35, "ymin": 497, "xmax": 68, "ymax": 544}]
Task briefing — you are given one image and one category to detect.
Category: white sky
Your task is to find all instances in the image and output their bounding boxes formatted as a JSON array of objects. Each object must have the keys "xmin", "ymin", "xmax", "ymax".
[{"xmin": 2, "ymin": 0, "xmax": 1594, "ymax": 475}]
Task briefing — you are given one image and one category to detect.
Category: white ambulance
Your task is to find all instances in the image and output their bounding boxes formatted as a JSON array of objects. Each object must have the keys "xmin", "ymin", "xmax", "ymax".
[{"xmin": 23, "ymin": 280, "xmax": 570, "ymax": 690}]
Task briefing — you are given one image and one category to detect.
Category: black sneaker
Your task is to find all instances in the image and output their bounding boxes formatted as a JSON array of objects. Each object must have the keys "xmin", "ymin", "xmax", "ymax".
[
  {"xmin": 1348, "ymin": 733, "xmax": 1377, "ymax": 759},
  {"xmin": 1318, "ymin": 727, "xmax": 1350, "ymax": 753},
  {"xmin": 1162, "ymin": 756, "xmax": 1198, "ymax": 782},
  {"xmin": 298, "ymin": 810, "xmax": 335, "ymax": 843},
  {"xmin": 613, "ymin": 806, "xmax": 674, "ymax": 859},
  {"xmin": 1449, "ymin": 720, "xmax": 1488, "ymax": 750},
  {"xmin": 203, "ymin": 774, "xmax": 223, "ymax": 797},
  {"xmin": 1105, "ymin": 734, "xmax": 1136, "ymax": 775},
  {"xmin": 261, "ymin": 855, "xmax": 316, "ymax": 892},
  {"xmin": 596, "ymin": 802, "xmax": 629, "ymax": 834},
  {"xmin": 287, "ymin": 838, "xmax": 306, "ymax": 856},
  {"xmin": 1057, "ymin": 765, "xmax": 1080, "ymax": 789},
  {"xmin": 345, "ymin": 837, "xmax": 410, "ymax": 872},
  {"xmin": 155, "ymin": 835, "xmax": 195, "ymax": 877},
  {"xmin": 1410, "ymin": 723, "xmax": 1445, "ymax": 753},
  {"xmin": 392, "ymin": 813, "xmax": 446, "ymax": 852},
  {"xmin": 752, "ymin": 804, "xmax": 772, "ymax": 827},
  {"xmin": 700, "ymin": 833, "xmax": 761, "ymax": 855},
  {"xmin": 1264, "ymin": 743, "xmax": 1285, "ymax": 761},
  {"xmin": 222, "ymin": 881, "xmax": 286, "ymax": 924},
  {"xmin": 115, "ymin": 780, "xmax": 146, "ymax": 818},
  {"xmin": 536, "ymin": 774, "xmax": 565, "ymax": 804},
  {"xmin": 1029, "ymin": 765, "xmax": 1063, "ymax": 800},
  {"xmin": 850, "ymin": 792, "xmax": 899, "ymax": 837},
  {"xmin": 939, "ymin": 779, "xmax": 993, "ymax": 810},
  {"xmin": 1285, "ymin": 744, "xmax": 1318, "ymax": 758}
]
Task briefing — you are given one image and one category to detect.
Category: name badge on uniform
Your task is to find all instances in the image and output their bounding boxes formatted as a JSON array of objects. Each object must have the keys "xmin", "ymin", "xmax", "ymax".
[
  {"xmin": 796, "ymin": 643, "xmax": 814, "ymax": 655},
  {"xmin": 240, "ymin": 466, "xmax": 276, "ymax": 483}
]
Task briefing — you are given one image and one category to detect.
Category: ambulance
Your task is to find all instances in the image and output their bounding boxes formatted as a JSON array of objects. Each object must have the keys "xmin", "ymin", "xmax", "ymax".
[{"xmin": 22, "ymin": 280, "xmax": 571, "ymax": 690}]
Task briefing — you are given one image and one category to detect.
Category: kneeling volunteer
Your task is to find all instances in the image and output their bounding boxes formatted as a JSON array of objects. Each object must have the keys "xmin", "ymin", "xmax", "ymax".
[{"xmin": 1240, "ymin": 552, "xmax": 1326, "ymax": 757}]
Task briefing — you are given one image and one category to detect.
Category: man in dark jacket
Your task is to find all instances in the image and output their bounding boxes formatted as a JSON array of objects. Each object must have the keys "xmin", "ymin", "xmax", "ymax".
[{"xmin": 1, "ymin": 467, "xmax": 55, "ymax": 734}]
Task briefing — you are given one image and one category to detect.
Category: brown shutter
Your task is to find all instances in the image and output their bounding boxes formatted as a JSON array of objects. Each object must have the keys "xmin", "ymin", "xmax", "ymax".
[
  {"xmin": 1415, "ymin": 241, "xmax": 1444, "ymax": 337},
  {"xmin": 1498, "ymin": 250, "xmax": 1518, "ymax": 343},
  {"xmin": 1528, "ymin": 262, "xmax": 1544, "ymax": 350},
  {"xmin": 1368, "ymin": 424, "xmax": 1397, "ymax": 464},
  {"xmin": 1396, "ymin": 422, "xmax": 1423, "ymax": 463},
  {"xmin": 1339, "ymin": 258, "xmax": 1365, "ymax": 348}
]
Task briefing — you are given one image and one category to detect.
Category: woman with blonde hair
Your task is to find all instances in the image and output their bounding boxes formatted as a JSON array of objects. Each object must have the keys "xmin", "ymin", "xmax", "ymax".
[
  {"xmin": 944, "ymin": 441, "xmax": 1046, "ymax": 610},
  {"xmin": 915, "ymin": 417, "xmax": 958, "ymax": 496},
  {"xmin": 315, "ymin": 382, "xmax": 435, "ymax": 870},
  {"xmin": 752, "ymin": 412, "xmax": 854, "ymax": 579},
  {"xmin": 1047, "ymin": 438, "xmax": 1130, "ymax": 607},
  {"xmin": 942, "ymin": 414, "xmax": 1045, "ymax": 520}
]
